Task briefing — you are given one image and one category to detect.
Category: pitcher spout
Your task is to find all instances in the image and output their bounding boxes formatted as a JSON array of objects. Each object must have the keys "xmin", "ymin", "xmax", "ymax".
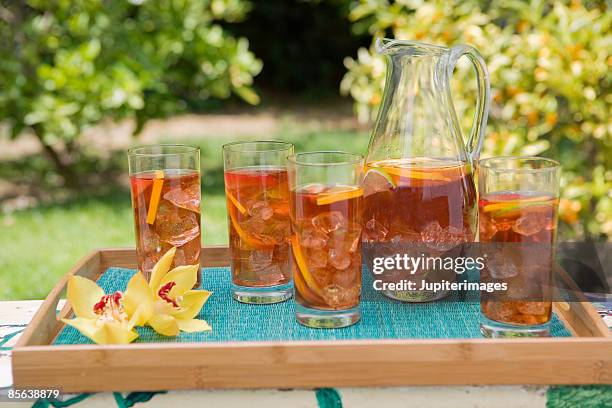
[{"xmin": 375, "ymin": 38, "xmax": 448, "ymax": 56}]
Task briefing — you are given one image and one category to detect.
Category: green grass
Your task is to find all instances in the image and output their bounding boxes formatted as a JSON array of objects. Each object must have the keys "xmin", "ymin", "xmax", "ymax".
[{"xmin": 0, "ymin": 130, "xmax": 368, "ymax": 300}]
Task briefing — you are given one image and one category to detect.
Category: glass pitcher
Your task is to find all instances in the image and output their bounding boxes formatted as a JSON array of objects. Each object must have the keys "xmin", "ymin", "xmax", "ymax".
[{"xmin": 363, "ymin": 39, "xmax": 491, "ymax": 302}]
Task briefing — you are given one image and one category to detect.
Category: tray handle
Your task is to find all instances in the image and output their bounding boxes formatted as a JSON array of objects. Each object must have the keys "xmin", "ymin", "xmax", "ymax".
[{"xmin": 14, "ymin": 250, "xmax": 102, "ymax": 347}]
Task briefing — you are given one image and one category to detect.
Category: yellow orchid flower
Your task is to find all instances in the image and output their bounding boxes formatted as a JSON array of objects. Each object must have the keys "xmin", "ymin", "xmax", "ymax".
[
  {"xmin": 61, "ymin": 273, "xmax": 153, "ymax": 344},
  {"xmin": 145, "ymin": 247, "xmax": 212, "ymax": 336}
]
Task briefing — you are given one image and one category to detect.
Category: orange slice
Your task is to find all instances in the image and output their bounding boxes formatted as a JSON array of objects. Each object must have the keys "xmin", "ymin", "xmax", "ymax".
[
  {"xmin": 316, "ymin": 186, "xmax": 364, "ymax": 206},
  {"xmin": 384, "ymin": 167, "xmax": 451, "ymax": 182},
  {"xmin": 293, "ymin": 262, "xmax": 325, "ymax": 306},
  {"xmin": 146, "ymin": 170, "xmax": 165, "ymax": 225},
  {"xmin": 225, "ymin": 189, "xmax": 247, "ymax": 215},
  {"xmin": 290, "ymin": 235, "xmax": 322, "ymax": 293}
]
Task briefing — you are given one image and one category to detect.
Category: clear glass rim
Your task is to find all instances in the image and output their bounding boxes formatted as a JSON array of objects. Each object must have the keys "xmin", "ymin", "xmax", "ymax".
[
  {"xmin": 127, "ymin": 144, "xmax": 199, "ymax": 157},
  {"xmin": 222, "ymin": 140, "xmax": 294, "ymax": 153},
  {"xmin": 376, "ymin": 38, "xmax": 448, "ymax": 55},
  {"xmin": 287, "ymin": 151, "xmax": 364, "ymax": 167},
  {"xmin": 479, "ymin": 156, "xmax": 560, "ymax": 173}
]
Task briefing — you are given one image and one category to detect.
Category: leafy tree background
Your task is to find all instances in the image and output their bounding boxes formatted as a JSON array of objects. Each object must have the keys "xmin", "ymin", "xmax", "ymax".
[
  {"xmin": 341, "ymin": 0, "xmax": 611, "ymax": 240},
  {"xmin": 0, "ymin": 0, "xmax": 610, "ymax": 242},
  {"xmin": 0, "ymin": 0, "xmax": 262, "ymax": 186}
]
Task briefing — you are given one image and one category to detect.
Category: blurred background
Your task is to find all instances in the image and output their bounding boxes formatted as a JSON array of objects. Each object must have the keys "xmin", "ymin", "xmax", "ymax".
[{"xmin": 0, "ymin": 0, "xmax": 609, "ymax": 300}]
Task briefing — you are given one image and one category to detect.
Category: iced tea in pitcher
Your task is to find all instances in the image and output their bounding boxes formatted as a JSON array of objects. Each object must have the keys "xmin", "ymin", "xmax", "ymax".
[
  {"xmin": 363, "ymin": 39, "xmax": 490, "ymax": 302},
  {"xmin": 363, "ymin": 159, "xmax": 477, "ymax": 301}
]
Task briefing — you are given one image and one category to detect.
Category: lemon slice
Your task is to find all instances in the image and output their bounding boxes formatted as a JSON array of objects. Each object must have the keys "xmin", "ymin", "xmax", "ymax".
[
  {"xmin": 488, "ymin": 201, "xmax": 554, "ymax": 218},
  {"xmin": 364, "ymin": 168, "xmax": 396, "ymax": 196},
  {"xmin": 316, "ymin": 185, "xmax": 364, "ymax": 206},
  {"xmin": 482, "ymin": 196, "xmax": 552, "ymax": 214}
]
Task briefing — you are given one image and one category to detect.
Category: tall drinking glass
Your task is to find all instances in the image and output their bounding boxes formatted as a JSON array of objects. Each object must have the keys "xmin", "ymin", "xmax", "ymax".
[
  {"xmin": 478, "ymin": 157, "xmax": 560, "ymax": 337},
  {"xmin": 128, "ymin": 145, "xmax": 201, "ymax": 285},
  {"xmin": 223, "ymin": 141, "xmax": 294, "ymax": 304},
  {"xmin": 288, "ymin": 152, "xmax": 364, "ymax": 328}
]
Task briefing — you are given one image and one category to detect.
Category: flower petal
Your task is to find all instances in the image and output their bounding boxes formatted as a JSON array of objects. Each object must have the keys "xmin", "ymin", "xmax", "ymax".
[
  {"xmin": 67, "ymin": 276, "xmax": 104, "ymax": 319},
  {"xmin": 159, "ymin": 264, "xmax": 199, "ymax": 297},
  {"xmin": 61, "ymin": 318, "xmax": 137, "ymax": 344},
  {"xmin": 149, "ymin": 247, "xmax": 176, "ymax": 290},
  {"xmin": 177, "ymin": 318, "xmax": 211, "ymax": 332},
  {"xmin": 62, "ymin": 317, "xmax": 99, "ymax": 339},
  {"xmin": 153, "ymin": 299, "xmax": 176, "ymax": 315},
  {"xmin": 148, "ymin": 314, "xmax": 179, "ymax": 336},
  {"xmin": 102, "ymin": 321, "xmax": 139, "ymax": 344},
  {"xmin": 124, "ymin": 273, "xmax": 154, "ymax": 325},
  {"xmin": 173, "ymin": 290, "xmax": 212, "ymax": 320}
]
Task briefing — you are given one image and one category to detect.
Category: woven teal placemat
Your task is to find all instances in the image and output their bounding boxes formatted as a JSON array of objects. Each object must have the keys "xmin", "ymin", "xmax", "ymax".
[{"xmin": 54, "ymin": 266, "xmax": 570, "ymax": 344}]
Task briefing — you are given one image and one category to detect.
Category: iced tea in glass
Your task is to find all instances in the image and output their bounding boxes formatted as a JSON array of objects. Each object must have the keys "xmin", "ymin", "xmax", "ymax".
[
  {"xmin": 223, "ymin": 141, "xmax": 294, "ymax": 304},
  {"xmin": 288, "ymin": 152, "xmax": 364, "ymax": 328},
  {"xmin": 128, "ymin": 145, "xmax": 201, "ymax": 285},
  {"xmin": 478, "ymin": 157, "xmax": 560, "ymax": 337}
]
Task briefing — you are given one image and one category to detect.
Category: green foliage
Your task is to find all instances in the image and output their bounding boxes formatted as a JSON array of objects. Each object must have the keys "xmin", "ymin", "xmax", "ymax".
[
  {"xmin": 0, "ymin": 0, "xmax": 261, "ymax": 182},
  {"xmin": 341, "ymin": 0, "xmax": 611, "ymax": 240}
]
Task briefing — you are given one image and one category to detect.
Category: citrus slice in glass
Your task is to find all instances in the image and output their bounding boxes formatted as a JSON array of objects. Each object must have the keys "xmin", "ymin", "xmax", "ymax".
[
  {"xmin": 363, "ymin": 168, "xmax": 396, "ymax": 197},
  {"xmin": 316, "ymin": 185, "xmax": 363, "ymax": 206}
]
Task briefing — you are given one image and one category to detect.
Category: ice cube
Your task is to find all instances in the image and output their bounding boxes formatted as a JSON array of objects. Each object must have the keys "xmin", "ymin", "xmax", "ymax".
[
  {"xmin": 480, "ymin": 222, "xmax": 499, "ymax": 241},
  {"xmin": 241, "ymin": 216, "xmax": 265, "ymax": 235},
  {"xmin": 264, "ymin": 218, "xmax": 291, "ymax": 243},
  {"xmin": 248, "ymin": 201, "xmax": 274, "ymax": 221},
  {"xmin": 163, "ymin": 184, "xmax": 200, "ymax": 213},
  {"xmin": 492, "ymin": 218, "xmax": 513, "ymax": 232},
  {"xmin": 249, "ymin": 250, "xmax": 273, "ymax": 271},
  {"xmin": 345, "ymin": 225, "xmax": 362, "ymax": 253},
  {"xmin": 363, "ymin": 218, "xmax": 389, "ymax": 242},
  {"xmin": 142, "ymin": 256, "xmax": 160, "ymax": 275},
  {"xmin": 486, "ymin": 256, "xmax": 518, "ymax": 279},
  {"xmin": 156, "ymin": 203, "xmax": 200, "ymax": 246},
  {"xmin": 173, "ymin": 238, "xmax": 201, "ymax": 267},
  {"xmin": 141, "ymin": 227, "xmax": 161, "ymax": 254},
  {"xmin": 255, "ymin": 264, "xmax": 286, "ymax": 285},
  {"xmin": 320, "ymin": 284, "xmax": 359, "ymax": 308},
  {"xmin": 312, "ymin": 211, "xmax": 346, "ymax": 233},
  {"xmin": 420, "ymin": 222, "xmax": 466, "ymax": 252},
  {"xmin": 389, "ymin": 226, "xmax": 421, "ymax": 243},
  {"xmin": 512, "ymin": 214, "xmax": 544, "ymax": 236},
  {"xmin": 517, "ymin": 302, "xmax": 547, "ymax": 315},
  {"xmin": 485, "ymin": 302, "xmax": 515, "ymax": 322},
  {"xmin": 328, "ymin": 248, "xmax": 351, "ymax": 270},
  {"xmin": 307, "ymin": 248, "xmax": 328, "ymax": 269},
  {"xmin": 300, "ymin": 228, "xmax": 328, "ymax": 249},
  {"xmin": 333, "ymin": 266, "xmax": 360, "ymax": 288}
]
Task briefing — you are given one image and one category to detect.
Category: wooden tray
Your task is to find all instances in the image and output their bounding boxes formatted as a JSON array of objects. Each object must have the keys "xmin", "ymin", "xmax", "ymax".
[{"xmin": 12, "ymin": 247, "xmax": 612, "ymax": 392}]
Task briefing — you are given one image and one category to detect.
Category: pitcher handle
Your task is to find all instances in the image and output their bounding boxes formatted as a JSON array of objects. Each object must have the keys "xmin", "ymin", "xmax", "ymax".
[{"xmin": 448, "ymin": 45, "xmax": 491, "ymax": 163}]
